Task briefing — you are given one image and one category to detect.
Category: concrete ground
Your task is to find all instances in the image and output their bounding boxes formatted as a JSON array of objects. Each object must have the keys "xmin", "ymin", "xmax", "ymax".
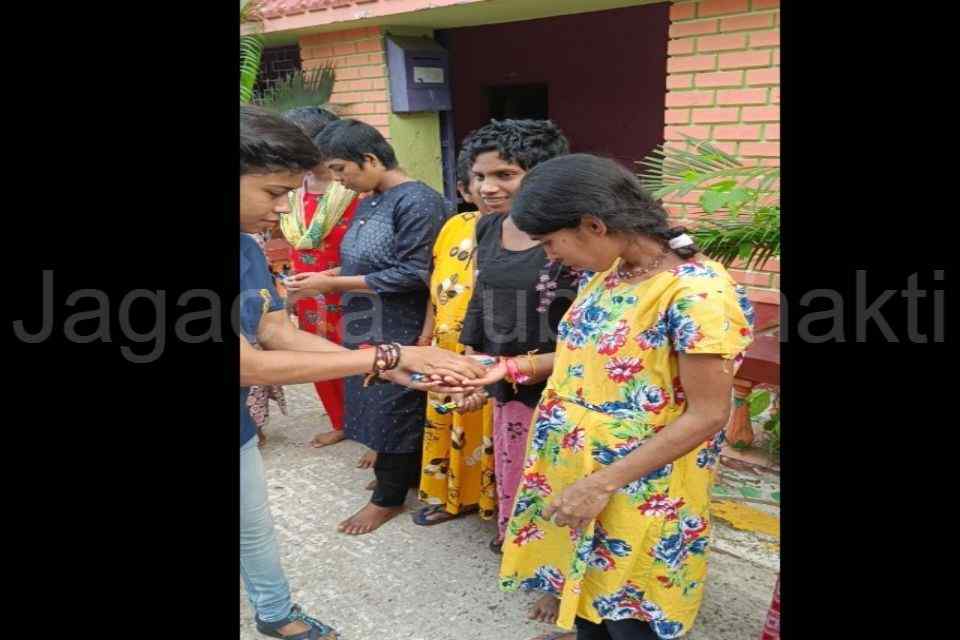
[{"xmin": 241, "ymin": 384, "xmax": 778, "ymax": 640}]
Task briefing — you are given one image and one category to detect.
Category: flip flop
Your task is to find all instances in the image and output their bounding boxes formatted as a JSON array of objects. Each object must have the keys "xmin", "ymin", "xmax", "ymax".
[{"xmin": 412, "ymin": 504, "xmax": 478, "ymax": 526}]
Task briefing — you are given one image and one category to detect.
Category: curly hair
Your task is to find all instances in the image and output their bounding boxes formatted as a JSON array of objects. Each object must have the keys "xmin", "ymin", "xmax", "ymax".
[{"xmin": 459, "ymin": 119, "xmax": 570, "ymax": 175}]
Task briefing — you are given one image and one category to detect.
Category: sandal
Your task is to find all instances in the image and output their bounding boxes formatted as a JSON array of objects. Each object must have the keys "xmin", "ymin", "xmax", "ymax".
[
  {"xmin": 489, "ymin": 536, "xmax": 503, "ymax": 554},
  {"xmin": 256, "ymin": 604, "xmax": 338, "ymax": 639},
  {"xmin": 412, "ymin": 504, "xmax": 478, "ymax": 526}
]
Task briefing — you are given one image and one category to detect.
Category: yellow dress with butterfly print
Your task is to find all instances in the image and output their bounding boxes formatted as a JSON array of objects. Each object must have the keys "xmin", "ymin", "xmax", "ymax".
[{"xmin": 418, "ymin": 211, "xmax": 497, "ymax": 517}]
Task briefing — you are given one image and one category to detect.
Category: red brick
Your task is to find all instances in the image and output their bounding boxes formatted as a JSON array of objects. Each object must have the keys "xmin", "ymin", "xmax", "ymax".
[
  {"xmin": 666, "ymin": 90, "xmax": 716, "ymax": 107},
  {"xmin": 667, "ymin": 54, "xmax": 717, "ymax": 73},
  {"xmin": 666, "ymin": 109, "xmax": 692, "ymax": 124},
  {"xmin": 720, "ymin": 13, "xmax": 775, "ymax": 31},
  {"xmin": 750, "ymin": 29, "xmax": 780, "ymax": 48},
  {"xmin": 692, "ymin": 107, "xmax": 740, "ymax": 123},
  {"xmin": 664, "ymin": 125, "xmax": 711, "ymax": 141},
  {"xmin": 356, "ymin": 38, "xmax": 384, "ymax": 53},
  {"xmin": 771, "ymin": 87, "xmax": 780, "ymax": 103},
  {"xmin": 752, "ymin": 0, "xmax": 780, "ymax": 9},
  {"xmin": 730, "ymin": 269, "xmax": 773, "ymax": 287},
  {"xmin": 719, "ymin": 50, "xmax": 772, "ymax": 69},
  {"xmin": 667, "ymin": 73, "xmax": 695, "ymax": 89},
  {"xmin": 711, "ymin": 141, "xmax": 739, "ymax": 155},
  {"xmin": 742, "ymin": 105, "xmax": 780, "ymax": 122},
  {"xmin": 713, "ymin": 125, "xmax": 762, "ymax": 140},
  {"xmin": 698, "ymin": 33, "xmax": 748, "ymax": 52},
  {"xmin": 670, "ymin": 2, "xmax": 698, "ymax": 20},
  {"xmin": 373, "ymin": 102, "xmax": 391, "ymax": 114},
  {"xmin": 367, "ymin": 53, "xmax": 386, "ymax": 64},
  {"xmin": 740, "ymin": 142, "xmax": 780, "ymax": 157},
  {"xmin": 333, "ymin": 66, "xmax": 361, "ymax": 80},
  {"xmin": 333, "ymin": 42, "xmax": 357, "ymax": 56},
  {"xmin": 359, "ymin": 113, "xmax": 389, "ymax": 126},
  {"xmin": 340, "ymin": 53, "xmax": 371, "ymax": 66},
  {"xmin": 668, "ymin": 38, "xmax": 696, "ymax": 56},
  {"xmin": 669, "ymin": 20, "xmax": 719, "ymax": 38},
  {"xmin": 717, "ymin": 88, "xmax": 768, "ymax": 105},
  {"xmin": 695, "ymin": 70, "xmax": 744, "ymax": 87},
  {"xmin": 358, "ymin": 64, "xmax": 387, "ymax": 78},
  {"xmin": 765, "ymin": 123, "xmax": 780, "ymax": 140},
  {"xmin": 746, "ymin": 287, "xmax": 781, "ymax": 306},
  {"xmin": 338, "ymin": 102, "xmax": 377, "ymax": 115},
  {"xmin": 747, "ymin": 67, "xmax": 780, "ymax": 86},
  {"xmin": 301, "ymin": 45, "xmax": 334, "ymax": 59},
  {"xmin": 773, "ymin": 49, "xmax": 780, "ymax": 65},
  {"xmin": 732, "ymin": 256, "xmax": 779, "ymax": 272},
  {"xmin": 372, "ymin": 77, "xmax": 387, "ymax": 90},
  {"xmin": 698, "ymin": 0, "xmax": 749, "ymax": 17},
  {"xmin": 341, "ymin": 79, "xmax": 374, "ymax": 92}
]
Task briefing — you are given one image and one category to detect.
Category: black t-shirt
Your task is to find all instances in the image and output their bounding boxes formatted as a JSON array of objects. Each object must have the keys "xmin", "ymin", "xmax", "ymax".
[{"xmin": 460, "ymin": 214, "xmax": 577, "ymax": 407}]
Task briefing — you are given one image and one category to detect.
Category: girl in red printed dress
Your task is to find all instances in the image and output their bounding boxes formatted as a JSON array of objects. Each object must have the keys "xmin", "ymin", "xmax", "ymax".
[{"xmin": 279, "ymin": 107, "xmax": 360, "ymax": 448}]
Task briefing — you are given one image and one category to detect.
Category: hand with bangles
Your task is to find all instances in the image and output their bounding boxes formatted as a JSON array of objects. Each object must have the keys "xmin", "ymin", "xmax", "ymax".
[{"xmin": 377, "ymin": 346, "xmax": 489, "ymax": 392}]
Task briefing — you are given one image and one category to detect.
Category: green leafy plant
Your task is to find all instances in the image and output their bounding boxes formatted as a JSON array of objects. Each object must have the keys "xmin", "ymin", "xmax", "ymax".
[
  {"xmin": 240, "ymin": 0, "xmax": 265, "ymax": 103},
  {"xmin": 638, "ymin": 136, "xmax": 779, "ymax": 271},
  {"xmin": 254, "ymin": 64, "xmax": 337, "ymax": 113},
  {"xmin": 747, "ymin": 387, "xmax": 780, "ymax": 460}
]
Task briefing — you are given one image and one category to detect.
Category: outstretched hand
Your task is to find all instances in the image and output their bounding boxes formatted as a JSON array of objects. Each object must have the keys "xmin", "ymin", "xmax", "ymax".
[{"xmin": 397, "ymin": 346, "xmax": 489, "ymax": 389}]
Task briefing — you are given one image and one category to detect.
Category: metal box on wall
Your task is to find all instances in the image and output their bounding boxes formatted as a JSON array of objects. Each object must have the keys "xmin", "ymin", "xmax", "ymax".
[{"xmin": 385, "ymin": 36, "xmax": 451, "ymax": 113}]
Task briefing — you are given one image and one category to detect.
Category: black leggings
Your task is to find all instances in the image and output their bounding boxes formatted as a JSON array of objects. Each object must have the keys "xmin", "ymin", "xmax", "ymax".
[
  {"xmin": 575, "ymin": 616, "xmax": 659, "ymax": 640},
  {"xmin": 371, "ymin": 451, "xmax": 420, "ymax": 507}
]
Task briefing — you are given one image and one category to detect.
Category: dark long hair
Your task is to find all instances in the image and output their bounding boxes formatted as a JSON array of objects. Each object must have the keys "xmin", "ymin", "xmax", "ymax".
[
  {"xmin": 511, "ymin": 153, "xmax": 698, "ymax": 259},
  {"xmin": 240, "ymin": 104, "xmax": 320, "ymax": 176}
]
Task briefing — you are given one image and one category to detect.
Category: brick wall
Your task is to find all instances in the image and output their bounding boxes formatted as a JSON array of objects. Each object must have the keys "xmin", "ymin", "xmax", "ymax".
[
  {"xmin": 667, "ymin": 0, "xmax": 780, "ymax": 306},
  {"xmin": 299, "ymin": 27, "xmax": 392, "ymax": 139}
]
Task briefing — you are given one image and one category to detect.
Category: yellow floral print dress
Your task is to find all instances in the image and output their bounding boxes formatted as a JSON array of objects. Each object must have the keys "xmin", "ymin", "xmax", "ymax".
[
  {"xmin": 499, "ymin": 259, "xmax": 756, "ymax": 638},
  {"xmin": 418, "ymin": 212, "xmax": 497, "ymax": 517}
]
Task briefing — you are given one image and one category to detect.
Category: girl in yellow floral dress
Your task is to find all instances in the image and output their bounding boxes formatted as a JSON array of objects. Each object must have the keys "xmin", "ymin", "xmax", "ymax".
[
  {"xmin": 412, "ymin": 155, "xmax": 497, "ymax": 525},
  {"xmin": 465, "ymin": 154, "xmax": 756, "ymax": 640}
]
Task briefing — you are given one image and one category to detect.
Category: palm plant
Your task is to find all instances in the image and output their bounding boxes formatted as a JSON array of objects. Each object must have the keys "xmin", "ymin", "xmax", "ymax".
[
  {"xmin": 638, "ymin": 136, "xmax": 779, "ymax": 271},
  {"xmin": 254, "ymin": 63, "xmax": 338, "ymax": 113},
  {"xmin": 240, "ymin": 0, "xmax": 265, "ymax": 103}
]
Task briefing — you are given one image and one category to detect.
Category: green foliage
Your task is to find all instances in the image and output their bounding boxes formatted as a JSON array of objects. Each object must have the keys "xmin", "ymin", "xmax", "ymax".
[
  {"xmin": 240, "ymin": 1, "xmax": 265, "ymax": 103},
  {"xmin": 638, "ymin": 136, "xmax": 779, "ymax": 271},
  {"xmin": 253, "ymin": 64, "xmax": 337, "ymax": 113}
]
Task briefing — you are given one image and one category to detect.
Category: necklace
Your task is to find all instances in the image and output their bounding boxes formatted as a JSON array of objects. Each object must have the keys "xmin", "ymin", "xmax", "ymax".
[{"xmin": 616, "ymin": 248, "xmax": 670, "ymax": 281}]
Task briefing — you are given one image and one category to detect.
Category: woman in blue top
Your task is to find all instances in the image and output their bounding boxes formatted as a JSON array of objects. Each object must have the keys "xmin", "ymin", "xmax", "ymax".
[{"xmin": 287, "ymin": 119, "xmax": 450, "ymax": 536}]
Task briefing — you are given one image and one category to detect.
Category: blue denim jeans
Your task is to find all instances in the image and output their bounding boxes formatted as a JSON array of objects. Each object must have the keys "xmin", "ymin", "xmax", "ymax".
[{"xmin": 240, "ymin": 436, "xmax": 293, "ymax": 623}]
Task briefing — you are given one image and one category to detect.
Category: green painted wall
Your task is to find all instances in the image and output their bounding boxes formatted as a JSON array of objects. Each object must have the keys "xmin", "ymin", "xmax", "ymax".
[
  {"xmin": 389, "ymin": 112, "xmax": 444, "ymax": 194},
  {"xmin": 383, "ymin": 26, "xmax": 444, "ymax": 194}
]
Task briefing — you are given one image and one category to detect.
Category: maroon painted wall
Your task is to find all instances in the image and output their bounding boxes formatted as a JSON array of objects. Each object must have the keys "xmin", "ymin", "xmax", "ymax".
[{"xmin": 445, "ymin": 3, "xmax": 669, "ymax": 169}]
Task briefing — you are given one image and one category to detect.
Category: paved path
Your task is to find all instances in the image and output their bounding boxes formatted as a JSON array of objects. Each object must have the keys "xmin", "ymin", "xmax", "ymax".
[{"xmin": 241, "ymin": 385, "xmax": 778, "ymax": 640}]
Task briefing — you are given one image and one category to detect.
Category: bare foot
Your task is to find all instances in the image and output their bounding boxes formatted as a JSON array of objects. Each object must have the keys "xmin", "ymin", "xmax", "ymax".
[
  {"xmin": 365, "ymin": 479, "xmax": 377, "ymax": 491},
  {"xmin": 310, "ymin": 430, "xmax": 346, "ymax": 448},
  {"xmin": 357, "ymin": 450, "xmax": 377, "ymax": 469},
  {"xmin": 337, "ymin": 502, "xmax": 403, "ymax": 535},
  {"xmin": 529, "ymin": 594, "xmax": 561, "ymax": 624}
]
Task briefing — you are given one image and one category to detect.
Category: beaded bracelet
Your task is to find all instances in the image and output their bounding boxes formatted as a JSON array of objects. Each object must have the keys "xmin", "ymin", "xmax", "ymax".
[{"xmin": 503, "ymin": 357, "xmax": 530, "ymax": 393}]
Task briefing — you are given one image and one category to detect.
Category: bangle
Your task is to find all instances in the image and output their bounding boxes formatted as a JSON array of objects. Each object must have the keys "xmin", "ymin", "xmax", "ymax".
[
  {"xmin": 525, "ymin": 350, "xmax": 539, "ymax": 381},
  {"xmin": 364, "ymin": 342, "xmax": 401, "ymax": 387}
]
